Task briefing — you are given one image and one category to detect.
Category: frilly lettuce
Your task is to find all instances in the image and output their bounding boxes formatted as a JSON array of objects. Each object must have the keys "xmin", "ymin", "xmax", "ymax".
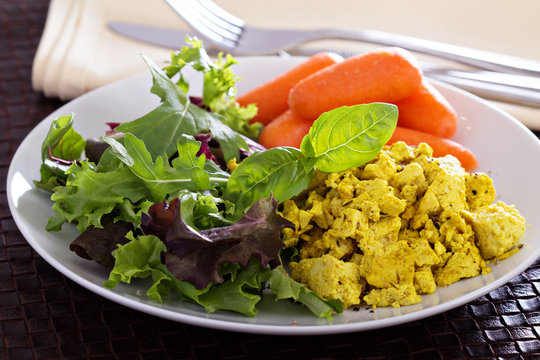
[{"xmin": 163, "ymin": 37, "xmax": 261, "ymax": 140}]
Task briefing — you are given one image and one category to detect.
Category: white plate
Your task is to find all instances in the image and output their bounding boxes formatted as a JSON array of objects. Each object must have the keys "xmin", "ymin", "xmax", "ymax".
[{"xmin": 7, "ymin": 57, "xmax": 540, "ymax": 335}]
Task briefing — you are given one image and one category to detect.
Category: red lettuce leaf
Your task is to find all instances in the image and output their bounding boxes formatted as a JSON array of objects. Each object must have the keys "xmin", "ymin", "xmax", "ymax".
[
  {"xmin": 194, "ymin": 132, "xmax": 219, "ymax": 165},
  {"xmin": 69, "ymin": 214, "xmax": 133, "ymax": 268},
  {"xmin": 141, "ymin": 196, "xmax": 293, "ymax": 289}
]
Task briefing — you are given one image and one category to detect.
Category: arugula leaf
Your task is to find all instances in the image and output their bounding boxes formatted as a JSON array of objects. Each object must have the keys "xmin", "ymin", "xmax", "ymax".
[
  {"xmin": 115, "ymin": 55, "xmax": 248, "ymax": 162},
  {"xmin": 223, "ymin": 147, "xmax": 317, "ymax": 213},
  {"xmin": 300, "ymin": 103, "xmax": 398, "ymax": 172},
  {"xmin": 40, "ymin": 114, "xmax": 86, "ymax": 162}
]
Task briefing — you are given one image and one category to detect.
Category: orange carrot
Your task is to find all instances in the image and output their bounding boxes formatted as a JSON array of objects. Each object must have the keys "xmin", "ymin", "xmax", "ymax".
[
  {"xmin": 388, "ymin": 126, "xmax": 478, "ymax": 170},
  {"xmin": 396, "ymin": 80, "xmax": 458, "ymax": 138},
  {"xmin": 237, "ymin": 52, "xmax": 343, "ymax": 125},
  {"xmin": 288, "ymin": 47, "xmax": 423, "ymax": 120},
  {"xmin": 258, "ymin": 110, "xmax": 314, "ymax": 149}
]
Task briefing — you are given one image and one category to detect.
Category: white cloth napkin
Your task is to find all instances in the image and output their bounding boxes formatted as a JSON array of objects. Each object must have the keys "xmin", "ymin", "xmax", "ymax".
[
  {"xmin": 32, "ymin": 0, "xmax": 189, "ymax": 100},
  {"xmin": 32, "ymin": 0, "xmax": 540, "ymax": 129}
]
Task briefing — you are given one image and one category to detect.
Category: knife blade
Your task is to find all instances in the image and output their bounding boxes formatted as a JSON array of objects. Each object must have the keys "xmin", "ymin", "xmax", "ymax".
[{"xmin": 107, "ymin": 21, "xmax": 191, "ymax": 49}]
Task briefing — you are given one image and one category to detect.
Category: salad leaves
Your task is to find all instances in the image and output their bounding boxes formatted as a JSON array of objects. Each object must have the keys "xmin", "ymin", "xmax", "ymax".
[
  {"xmin": 103, "ymin": 133, "xmax": 228, "ymax": 202},
  {"xmin": 223, "ymin": 147, "xmax": 317, "ymax": 213},
  {"xmin": 45, "ymin": 162, "xmax": 146, "ymax": 232},
  {"xmin": 142, "ymin": 197, "xmax": 291, "ymax": 289},
  {"xmin": 224, "ymin": 103, "xmax": 398, "ymax": 211},
  {"xmin": 69, "ymin": 214, "xmax": 132, "ymax": 268},
  {"xmin": 40, "ymin": 114, "xmax": 86, "ymax": 162},
  {"xmin": 114, "ymin": 55, "xmax": 248, "ymax": 163},
  {"xmin": 34, "ymin": 114, "xmax": 85, "ymax": 192},
  {"xmin": 163, "ymin": 37, "xmax": 260, "ymax": 139},
  {"xmin": 35, "ymin": 39, "xmax": 399, "ymax": 320}
]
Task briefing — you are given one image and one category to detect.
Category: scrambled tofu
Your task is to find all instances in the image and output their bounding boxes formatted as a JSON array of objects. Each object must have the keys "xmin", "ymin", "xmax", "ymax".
[{"xmin": 281, "ymin": 142, "xmax": 526, "ymax": 309}]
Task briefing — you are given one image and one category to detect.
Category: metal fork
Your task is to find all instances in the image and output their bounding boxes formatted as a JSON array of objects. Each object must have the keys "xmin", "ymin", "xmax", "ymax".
[{"xmin": 165, "ymin": 0, "xmax": 540, "ymax": 77}]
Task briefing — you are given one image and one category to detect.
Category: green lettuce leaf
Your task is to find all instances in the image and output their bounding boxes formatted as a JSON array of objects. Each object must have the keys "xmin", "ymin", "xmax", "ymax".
[
  {"xmin": 102, "ymin": 231, "xmax": 341, "ymax": 318},
  {"xmin": 219, "ymin": 102, "xmax": 260, "ymax": 141},
  {"xmin": 34, "ymin": 160, "xmax": 69, "ymax": 192},
  {"xmin": 104, "ymin": 232, "xmax": 168, "ymax": 287},
  {"xmin": 163, "ymin": 37, "xmax": 215, "ymax": 93},
  {"xmin": 269, "ymin": 265, "xmax": 343, "ymax": 320},
  {"xmin": 179, "ymin": 191, "xmax": 235, "ymax": 230},
  {"xmin": 197, "ymin": 258, "xmax": 271, "ymax": 316},
  {"xmin": 104, "ymin": 232, "xmax": 209, "ymax": 304},
  {"xmin": 47, "ymin": 162, "xmax": 148, "ymax": 232},
  {"xmin": 105, "ymin": 233, "xmax": 267, "ymax": 316}
]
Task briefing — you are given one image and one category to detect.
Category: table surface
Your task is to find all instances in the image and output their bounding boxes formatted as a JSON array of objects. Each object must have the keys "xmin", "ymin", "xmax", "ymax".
[{"xmin": 2, "ymin": 1, "xmax": 540, "ymax": 359}]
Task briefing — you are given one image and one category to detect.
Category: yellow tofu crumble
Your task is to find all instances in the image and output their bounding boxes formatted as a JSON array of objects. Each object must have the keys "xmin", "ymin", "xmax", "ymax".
[{"xmin": 281, "ymin": 142, "xmax": 526, "ymax": 309}]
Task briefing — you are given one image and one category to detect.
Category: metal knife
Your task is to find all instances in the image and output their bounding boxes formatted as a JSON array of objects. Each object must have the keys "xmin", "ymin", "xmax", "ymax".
[
  {"xmin": 107, "ymin": 21, "xmax": 193, "ymax": 50},
  {"xmin": 107, "ymin": 21, "xmax": 540, "ymax": 108}
]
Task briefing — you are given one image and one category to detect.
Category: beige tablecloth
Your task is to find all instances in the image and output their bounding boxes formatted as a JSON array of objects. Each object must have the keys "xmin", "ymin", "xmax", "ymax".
[{"xmin": 32, "ymin": 0, "xmax": 540, "ymax": 128}]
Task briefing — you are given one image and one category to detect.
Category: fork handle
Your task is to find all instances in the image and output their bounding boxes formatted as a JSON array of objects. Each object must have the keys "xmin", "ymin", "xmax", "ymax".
[{"xmin": 299, "ymin": 28, "xmax": 540, "ymax": 76}]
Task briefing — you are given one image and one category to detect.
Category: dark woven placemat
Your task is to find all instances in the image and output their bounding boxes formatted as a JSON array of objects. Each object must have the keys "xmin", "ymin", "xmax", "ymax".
[{"xmin": 2, "ymin": 1, "xmax": 540, "ymax": 359}]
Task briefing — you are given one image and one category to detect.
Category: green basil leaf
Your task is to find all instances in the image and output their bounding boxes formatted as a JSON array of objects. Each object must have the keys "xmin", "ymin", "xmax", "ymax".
[
  {"xmin": 300, "ymin": 103, "xmax": 398, "ymax": 172},
  {"xmin": 223, "ymin": 147, "xmax": 316, "ymax": 213}
]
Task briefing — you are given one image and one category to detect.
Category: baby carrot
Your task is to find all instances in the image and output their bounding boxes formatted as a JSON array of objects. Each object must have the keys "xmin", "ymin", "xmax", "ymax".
[
  {"xmin": 237, "ymin": 52, "xmax": 343, "ymax": 125},
  {"xmin": 258, "ymin": 109, "xmax": 314, "ymax": 149},
  {"xmin": 288, "ymin": 47, "xmax": 423, "ymax": 120},
  {"xmin": 396, "ymin": 80, "xmax": 458, "ymax": 138},
  {"xmin": 388, "ymin": 126, "xmax": 478, "ymax": 171}
]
